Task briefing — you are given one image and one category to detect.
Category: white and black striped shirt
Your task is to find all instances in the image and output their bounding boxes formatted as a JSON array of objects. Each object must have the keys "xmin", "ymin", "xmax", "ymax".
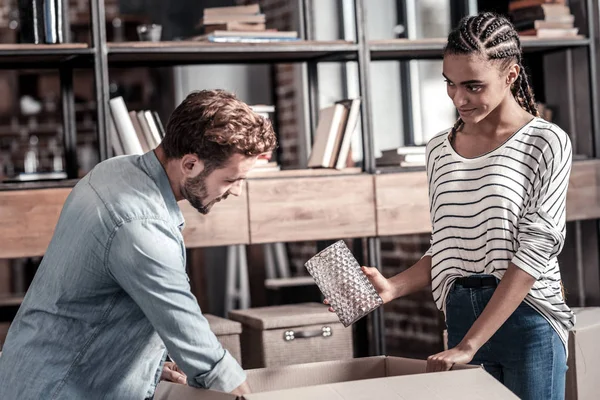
[{"xmin": 425, "ymin": 117, "xmax": 575, "ymax": 347}]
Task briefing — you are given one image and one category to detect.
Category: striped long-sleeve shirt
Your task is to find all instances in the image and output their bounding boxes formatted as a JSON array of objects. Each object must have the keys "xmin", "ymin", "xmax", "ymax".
[{"xmin": 425, "ymin": 117, "xmax": 575, "ymax": 347}]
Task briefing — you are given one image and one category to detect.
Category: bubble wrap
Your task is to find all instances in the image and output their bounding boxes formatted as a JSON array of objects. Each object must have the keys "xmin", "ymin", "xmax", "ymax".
[{"xmin": 305, "ymin": 240, "xmax": 383, "ymax": 327}]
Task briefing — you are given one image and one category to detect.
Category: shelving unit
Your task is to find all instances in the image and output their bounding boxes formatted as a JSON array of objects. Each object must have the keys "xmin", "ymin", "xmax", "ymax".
[{"xmin": 2, "ymin": 0, "xmax": 600, "ymax": 355}]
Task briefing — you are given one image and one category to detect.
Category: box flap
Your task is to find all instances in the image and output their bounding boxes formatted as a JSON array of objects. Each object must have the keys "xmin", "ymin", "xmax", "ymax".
[
  {"xmin": 244, "ymin": 369, "xmax": 519, "ymax": 400},
  {"xmin": 246, "ymin": 356, "xmax": 387, "ymax": 392},
  {"xmin": 571, "ymin": 307, "xmax": 600, "ymax": 331},
  {"xmin": 228, "ymin": 303, "xmax": 340, "ymax": 330},
  {"xmin": 205, "ymin": 314, "xmax": 243, "ymax": 335},
  {"xmin": 385, "ymin": 356, "xmax": 479, "ymax": 376},
  {"xmin": 154, "ymin": 382, "xmax": 236, "ymax": 400}
]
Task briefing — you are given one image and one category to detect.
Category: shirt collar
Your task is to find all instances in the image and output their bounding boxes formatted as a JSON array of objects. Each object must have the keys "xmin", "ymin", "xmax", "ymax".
[{"xmin": 140, "ymin": 151, "xmax": 185, "ymax": 229}]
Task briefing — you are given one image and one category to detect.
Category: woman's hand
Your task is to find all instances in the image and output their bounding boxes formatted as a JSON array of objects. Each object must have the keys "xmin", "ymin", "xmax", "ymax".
[
  {"xmin": 426, "ymin": 343, "xmax": 477, "ymax": 372},
  {"xmin": 324, "ymin": 266, "xmax": 396, "ymax": 311}
]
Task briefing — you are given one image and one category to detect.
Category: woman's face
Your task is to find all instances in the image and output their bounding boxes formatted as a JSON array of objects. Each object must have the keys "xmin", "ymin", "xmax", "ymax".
[{"xmin": 443, "ymin": 54, "xmax": 518, "ymax": 124}]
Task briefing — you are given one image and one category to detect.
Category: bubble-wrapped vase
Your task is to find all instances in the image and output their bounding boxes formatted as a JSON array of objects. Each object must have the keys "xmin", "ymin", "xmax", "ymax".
[{"xmin": 304, "ymin": 240, "xmax": 383, "ymax": 327}]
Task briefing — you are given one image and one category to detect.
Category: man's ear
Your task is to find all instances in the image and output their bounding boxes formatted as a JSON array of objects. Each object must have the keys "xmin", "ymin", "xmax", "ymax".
[{"xmin": 180, "ymin": 154, "xmax": 205, "ymax": 178}]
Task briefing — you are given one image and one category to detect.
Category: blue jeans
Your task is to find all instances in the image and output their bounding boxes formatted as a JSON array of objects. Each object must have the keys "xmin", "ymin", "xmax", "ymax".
[{"xmin": 445, "ymin": 277, "xmax": 567, "ymax": 400}]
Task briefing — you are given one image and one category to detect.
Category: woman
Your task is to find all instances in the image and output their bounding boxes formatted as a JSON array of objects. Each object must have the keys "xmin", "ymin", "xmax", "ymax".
[{"xmin": 328, "ymin": 12, "xmax": 573, "ymax": 400}]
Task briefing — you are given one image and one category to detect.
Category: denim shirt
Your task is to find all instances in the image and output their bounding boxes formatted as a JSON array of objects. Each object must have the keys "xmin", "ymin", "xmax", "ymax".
[{"xmin": 0, "ymin": 151, "xmax": 246, "ymax": 399}]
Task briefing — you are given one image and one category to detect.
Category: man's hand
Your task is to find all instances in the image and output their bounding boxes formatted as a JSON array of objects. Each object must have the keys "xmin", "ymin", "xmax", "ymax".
[
  {"xmin": 161, "ymin": 361, "xmax": 187, "ymax": 384},
  {"xmin": 230, "ymin": 380, "xmax": 251, "ymax": 395},
  {"xmin": 426, "ymin": 343, "xmax": 476, "ymax": 372}
]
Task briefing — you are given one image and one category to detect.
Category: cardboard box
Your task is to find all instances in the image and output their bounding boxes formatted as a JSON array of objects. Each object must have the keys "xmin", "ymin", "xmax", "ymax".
[
  {"xmin": 228, "ymin": 303, "xmax": 352, "ymax": 369},
  {"xmin": 566, "ymin": 307, "xmax": 600, "ymax": 400},
  {"xmin": 154, "ymin": 356, "xmax": 518, "ymax": 399},
  {"xmin": 204, "ymin": 314, "xmax": 242, "ymax": 364}
]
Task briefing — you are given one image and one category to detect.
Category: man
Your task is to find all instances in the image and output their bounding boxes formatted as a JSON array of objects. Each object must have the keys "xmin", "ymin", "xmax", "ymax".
[{"xmin": 0, "ymin": 90, "xmax": 277, "ymax": 399}]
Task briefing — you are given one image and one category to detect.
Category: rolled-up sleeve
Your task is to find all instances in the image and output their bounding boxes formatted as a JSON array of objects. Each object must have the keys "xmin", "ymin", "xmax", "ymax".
[
  {"xmin": 106, "ymin": 219, "xmax": 246, "ymax": 393},
  {"xmin": 512, "ymin": 136, "xmax": 572, "ymax": 280}
]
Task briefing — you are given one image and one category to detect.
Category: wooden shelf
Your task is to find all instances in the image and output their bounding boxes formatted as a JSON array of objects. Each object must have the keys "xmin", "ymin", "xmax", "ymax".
[
  {"xmin": 0, "ymin": 43, "xmax": 93, "ymax": 68},
  {"xmin": 1, "ymin": 160, "xmax": 598, "ymax": 258},
  {"xmin": 248, "ymin": 167, "xmax": 362, "ymax": 179},
  {"xmin": 247, "ymin": 174, "xmax": 376, "ymax": 244},
  {"xmin": 107, "ymin": 40, "xmax": 359, "ymax": 66},
  {"xmin": 369, "ymin": 37, "xmax": 590, "ymax": 61},
  {"xmin": 375, "ymin": 159, "xmax": 600, "ymax": 237}
]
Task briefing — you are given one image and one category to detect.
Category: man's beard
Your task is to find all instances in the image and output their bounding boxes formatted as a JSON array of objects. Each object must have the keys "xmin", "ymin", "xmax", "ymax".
[{"xmin": 181, "ymin": 172, "xmax": 229, "ymax": 215}]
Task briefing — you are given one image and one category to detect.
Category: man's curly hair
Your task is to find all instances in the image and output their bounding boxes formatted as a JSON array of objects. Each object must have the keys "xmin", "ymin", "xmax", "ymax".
[{"xmin": 162, "ymin": 89, "xmax": 277, "ymax": 171}]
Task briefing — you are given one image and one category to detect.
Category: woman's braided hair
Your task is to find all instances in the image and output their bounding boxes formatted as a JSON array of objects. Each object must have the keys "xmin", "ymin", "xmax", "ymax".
[{"xmin": 444, "ymin": 12, "xmax": 539, "ymax": 143}]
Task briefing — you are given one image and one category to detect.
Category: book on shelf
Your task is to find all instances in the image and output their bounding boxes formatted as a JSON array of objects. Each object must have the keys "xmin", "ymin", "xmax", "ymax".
[
  {"xmin": 333, "ymin": 99, "xmax": 361, "ymax": 170},
  {"xmin": 509, "ymin": 0, "xmax": 566, "ymax": 12},
  {"xmin": 18, "ymin": 0, "xmax": 44, "ymax": 44},
  {"xmin": 203, "ymin": 4, "xmax": 261, "ymax": 17},
  {"xmin": 191, "ymin": 30, "xmax": 299, "ymax": 43},
  {"xmin": 509, "ymin": 1, "xmax": 578, "ymax": 38},
  {"xmin": 204, "ymin": 22, "xmax": 267, "ymax": 34},
  {"xmin": 109, "ymin": 97, "xmax": 165, "ymax": 157},
  {"xmin": 200, "ymin": 13, "xmax": 266, "ymax": 26},
  {"xmin": 307, "ymin": 99, "xmax": 361, "ymax": 170},
  {"xmin": 18, "ymin": 0, "xmax": 65, "ymax": 44},
  {"xmin": 376, "ymin": 146, "xmax": 426, "ymax": 168},
  {"xmin": 193, "ymin": 4, "xmax": 299, "ymax": 43}
]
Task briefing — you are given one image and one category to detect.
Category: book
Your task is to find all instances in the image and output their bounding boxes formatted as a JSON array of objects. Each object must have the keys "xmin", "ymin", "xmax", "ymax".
[
  {"xmin": 108, "ymin": 114, "xmax": 125, "ymax": 157},
  {"xmin": 200, "ymin": 14, "xmax": 266, "ymax": 26},
  {"xmin": 195, "ymin": 30, "xmax": 298, "ymax": 39},
  {"xmin": 512, "ymin": 14, "xmax": 574, "ymax": 31},
  {"xmin": 196, "ymin": 35, "xmax": 300, "ymax": 43},
  {"xmin": 204, "ymin": 22, "xmax": 267, "ymax": 33},
  {"xmin": 18, "ymin": 0, "xmax": 45, "ymax": 44},
  {"xmin": 43, "ymin": 0, "xmax": 58, "ymax": 44},
  {"xmin": 129, "ymin": 111, "xmax": 150, "ymax": 152},
  {"xmin": 152, "ymin": 111, "xmax": 166, "ymax": 139},
  {"xmin": 203, "ymin": 4, "xmax": 261, "ymax": 17},
  {"xmin": 334, "ymin": 99, "xmax": 361, "ymax": 170},
  {"xmin": 108, "ymin": 97, "xmax": 143, "ymax": 155},
  {"xmin": 509, "ymin": 0, "xmax": 566, "ymax": 12},
  {"xmin": 136, "ymin": 111, "xmax": 156, "ymax": 148},
  {"xmin": 509, "ymin": 4, "xmax": 570, "ymax": 24},
  {"xmin": 520, "ymin": 27, "xmax": 579, "ymax": 37},
  {"xmin": 55, "ymin": 0, "xmax": 63, "ymax": 43},
  {"xmin": 307, "ymin": 104, "xmax": 348, "ymax": 168},
  {"xmin": 144, "ymin": 111, "xmax": 163, "ymax": 147}
]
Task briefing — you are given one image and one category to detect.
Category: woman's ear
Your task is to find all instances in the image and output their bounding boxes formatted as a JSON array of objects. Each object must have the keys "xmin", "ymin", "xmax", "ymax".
[
  {"xmin": 180, "ymin": 154, "xmax": 205, "ymax": 178},
  {"xmin": 506, "ymin": 63, "xmax": 520, "ymax": 87}
]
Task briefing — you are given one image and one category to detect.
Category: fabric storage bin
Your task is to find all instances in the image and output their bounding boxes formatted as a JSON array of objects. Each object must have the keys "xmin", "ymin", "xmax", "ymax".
[
  {"xmin": 204, "ymin": 314, "xmax": 243, "ymax": 364},
  {"xmin": 228, "ymin": 302, "xmax": 353, "ymax": 369}
]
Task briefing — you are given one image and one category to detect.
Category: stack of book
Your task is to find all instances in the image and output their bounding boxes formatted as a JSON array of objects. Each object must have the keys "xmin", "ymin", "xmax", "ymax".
[
  {"xmin": 509, "ymin": 0, "xmax": 579, "ymax": 38},
  {"xmin": 192, "ymin": 4, "xmax": 299, "ymax": 43},
  {"xmin": 18, "ymin": 0, "xmax": 66, "ymax": 44},
  {"xmin": 376, "ymin": 147, "xmax": 426, "ymax": 168},
  {"xmin": 307, "ymin": 99, "xmax": 361, "ymax": 170},
  {"xmin": 108, "ymin": 97, "xmax": 165, "ymax": 156}
]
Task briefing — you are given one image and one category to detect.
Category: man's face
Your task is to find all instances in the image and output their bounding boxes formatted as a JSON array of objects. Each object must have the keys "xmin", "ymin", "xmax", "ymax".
[{"xmin": 181, "ymin": 153, "xmax": 257, "ymax": 214}]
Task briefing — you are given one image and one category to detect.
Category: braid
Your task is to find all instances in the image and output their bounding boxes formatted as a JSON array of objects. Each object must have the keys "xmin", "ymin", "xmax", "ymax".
[
  {"xmin": 518, "ymin": 67, "xmax": 540, "ymax": 117},
  {"xmin": 449, "ymin": 118, "xmax": 464, "ymax": 144},
  {"xmin": 445, "ymin": 12, "xmax": 539, "ymax": 117}
]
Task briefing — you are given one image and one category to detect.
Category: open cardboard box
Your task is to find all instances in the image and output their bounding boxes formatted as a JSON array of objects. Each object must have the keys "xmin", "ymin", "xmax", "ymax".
[{"xmin": 155, "ymin": 356, "xmax": 518, "ymax": 399}]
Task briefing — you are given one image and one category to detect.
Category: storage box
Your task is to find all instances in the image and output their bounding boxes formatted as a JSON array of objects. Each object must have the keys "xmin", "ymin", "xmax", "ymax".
[
  {"xmin": 566, "ymin": 307, "xmax": 600, "ymax": 400},
  {"xmin": 204, "ymin": 314, "xmax": 243, "ymax": 364},
  {"xmin": 154, "ymin": 355, "xmax": 518, "ymax": 399},
  {"xmin": 228, "ymin": 303, "xmax": 352, "ymax": 369}
]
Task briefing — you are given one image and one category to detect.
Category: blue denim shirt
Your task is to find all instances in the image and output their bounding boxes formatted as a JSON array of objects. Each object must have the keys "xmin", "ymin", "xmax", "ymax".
[{"xmin": 0, "ymin": 151, "xmax": 246, "ymax": 399}]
